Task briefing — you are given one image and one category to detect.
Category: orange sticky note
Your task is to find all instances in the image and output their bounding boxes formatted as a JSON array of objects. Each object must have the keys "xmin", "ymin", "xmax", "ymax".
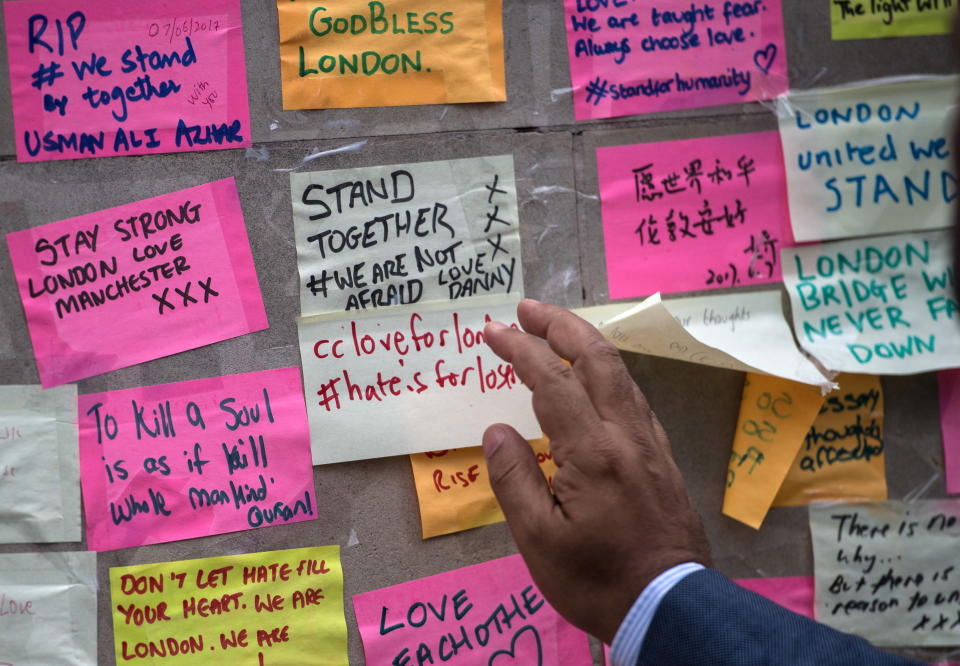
[
  {"xmin": 773, "ymin": 374, "xmax": 886, "ymax": 506},
  {"xmin": 277, "ymin": 0, "xmax": 506, "ymax": 109},
  {"xmin": 723, "ymin": 374, "xmax": 824, "ymax": 529},
  {"xmin": 410, "ymin": 437, "xmax": 556, "ymax": 538}
]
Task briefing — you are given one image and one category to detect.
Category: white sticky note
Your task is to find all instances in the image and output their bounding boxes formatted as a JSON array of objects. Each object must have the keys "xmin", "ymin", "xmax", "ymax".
[
  {"xmin": 0, "ymin": 551, "xmax": 97, "ymax": 665},
  {"xmin": 777, "ymin": 75, "xmax": 958, "ymax": 242},
  {"xmin": 782, "ymin": 228, "xmax": 960, "ymax": 375},
  {"xmin": 298, "ymin": 298, "xmax": 540, "ymax": 465},
  {"xmin": 583, "ymin": 290, "xmax": 831, "ymax": 388},
  {"xmin": 291, "ymin": 155, "xmax": 523, "ymax": 316},
  {"xmin": 0, "ymin": 385, "xmax": 80, "ymax": 543},
  {"xmin": 811, "ymin": 499, "xmax": 960, "ymax": 646}
]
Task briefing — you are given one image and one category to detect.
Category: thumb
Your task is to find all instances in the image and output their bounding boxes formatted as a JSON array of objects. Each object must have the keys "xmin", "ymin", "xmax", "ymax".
[{"xmin": 483, "ymin": 424, "xmax": 555, "ymax": 537}]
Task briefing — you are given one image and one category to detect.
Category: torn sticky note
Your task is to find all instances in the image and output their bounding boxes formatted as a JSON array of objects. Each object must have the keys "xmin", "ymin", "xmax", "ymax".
[
  {"xmin": 774, "ymin": 374, "xmax": 887, "ymax": 506},
  {"xmin": 0, "ymin": 551, "xmax": 97, "ymax": 665},
  {"xmin": 594, "ymin": 290, "xmax": 831, "ymax": 388},
  {"xmin": 78, "ymin": 367, "xmax": 316, "ymax": 551},
  {"xmin": 0, "ymin": 384, "xmax": 80, "ymax": 543},
  {"xmin": 298, "ymin": 299, "xmax": 539, "ymax": 464},
  {"xmin": 276, "ymin": 0, "xmax": 505, "ymax": 109},
  {"xmin": 6, "ymin": 178, "xmax": 268, "ymax": 387},
  {"xmin": 597, "ymin": 131, "xmax": 792, "ymax": 297},
  {"xmin": 563, "ymin": 0, "xmax": 788, "ymax": 121},
  {"xmin": 811, "ymin": 499, "xmax": 960, "ymax": 646},
  {"xmin": 782, "ymin": 229, "xmax": 960, "ymax": 374},
  {"xmin": 735, "ymin": 576, "xmax": 815, "ymax": 618},
  {"xmin": 110, "ymin": 546, "xmax": 347, "ymax": 665},
  {"xmin": 776, "ymin": 76, "xmax": 958, "ymax": 242},
  {"xmin": 353, "ymin": 554, "xmax": 592, "ymax": 665},
  {"xmin": 2, "ymin": 0, "xmax": 251, "ymax": 162},
  {"xmin": 938, "ymin": 369, "xmax": 960, "ymax": 495},
  {"xmin": 723, "ymin": 374, "xmax": 824, "ymax": 529},
  {"xmin": 291, "ymin": 155, "xmax": 522, "ymax": 316},
  {"xmin": 831, "ymin": 1, "xmax": 956, "ymax": 39},
  {"xmin": 410, "ymin": 437, "xmax": 556, "ymax": 539}
]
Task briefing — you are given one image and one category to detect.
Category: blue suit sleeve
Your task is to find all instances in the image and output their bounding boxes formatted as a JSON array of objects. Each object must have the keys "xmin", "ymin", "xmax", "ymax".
[{"xmin": 636, "ymin": 569, "xmax": 924, "ymax": 666}]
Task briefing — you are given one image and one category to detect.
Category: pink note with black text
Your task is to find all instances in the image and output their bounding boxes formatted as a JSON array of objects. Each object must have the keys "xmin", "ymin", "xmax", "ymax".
[
  {"xmin": 78, "ymin": 367, "xmax": 316, "ymax": 551},
  {"xmin": 7, "ymin": 178, "xmax": 267, "ymax": 387}
]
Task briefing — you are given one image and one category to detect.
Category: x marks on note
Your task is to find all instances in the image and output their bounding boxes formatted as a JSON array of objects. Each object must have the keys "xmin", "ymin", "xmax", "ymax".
[{"xmin": 152, "ymin": 277, "xmax": 219, "ymax": 314}]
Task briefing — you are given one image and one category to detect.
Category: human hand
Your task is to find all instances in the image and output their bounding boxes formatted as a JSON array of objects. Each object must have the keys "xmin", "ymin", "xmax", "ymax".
[{"xmin": 482, "ymin": 299, "xmax": 711, "ymax": 644}]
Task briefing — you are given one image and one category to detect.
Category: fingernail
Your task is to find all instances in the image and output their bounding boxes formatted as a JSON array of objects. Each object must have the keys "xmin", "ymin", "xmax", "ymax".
[
  {"xmin": 521, "ymin": 298, "xmax": 541, "ymax": 306},
  {"xmin": 485, "ymin": 321, "xmax": 508, "ymax": 332},
  {"xmin": 483, "ymin": 426, "xmax": 506, "ymax": 457}
]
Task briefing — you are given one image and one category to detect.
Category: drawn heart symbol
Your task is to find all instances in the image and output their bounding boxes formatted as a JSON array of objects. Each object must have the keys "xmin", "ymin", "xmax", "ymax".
[
  {"xmin": 488, "ymin": 625, "xmax": 543, "ymax": 666},
  {"xmin": 753, "ymin": 43, "xmax": 777, "ymax": 75}
]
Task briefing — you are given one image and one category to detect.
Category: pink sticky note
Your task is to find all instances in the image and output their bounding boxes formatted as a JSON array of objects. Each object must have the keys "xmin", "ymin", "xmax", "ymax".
[
  {"xmin": 735, "ymin": 576, "xmax": 815, "ymax": 619},
  {"xmin": 78, "ymin": 367, "xmax": 316, "ymax": 551},
  {"xmin": 3, "ymin": 0, "xmax": 250, "ymax": 162},
  {"xmin": 563, "ymin": 0, "xmax": 788, "ymax": 121},
  {"xmin": 938, "ymin": 369, "xmax": 960, "ymax": 495},
  {"xmin": 7, "ymin": 178, "xmax": 268, "ymax": 387},
  {"xmin": 597, "ymin": 131, "xmax": 793, "ymax": 298},
  {"xmin": 353, "ymin": 554, "xmax": 592, "ymax": 666}
]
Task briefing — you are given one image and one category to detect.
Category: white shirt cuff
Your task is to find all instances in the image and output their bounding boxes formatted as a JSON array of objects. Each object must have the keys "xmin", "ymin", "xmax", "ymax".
[{"xmin": 609, "ymin": 562, "xmax": 705, "ymax": 666}]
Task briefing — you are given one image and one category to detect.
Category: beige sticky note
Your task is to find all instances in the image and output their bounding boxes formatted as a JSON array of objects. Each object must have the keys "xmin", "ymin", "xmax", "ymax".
[
  {"xmin": 811, "ymin": 499, "xmax": 960, "ymax": 646},
  {"xmin": 0, "ymin": 384, "xmax": 80, "ymax": 543},
  {"xmin": 0, "ymin": 551, "xmax": 97, "ymax": 665}
]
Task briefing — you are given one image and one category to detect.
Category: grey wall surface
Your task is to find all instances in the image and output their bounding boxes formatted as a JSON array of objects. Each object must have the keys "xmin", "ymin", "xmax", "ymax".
[{"xmin": 0, "ymin": 1, "xmax": 956, "ymax": 664}]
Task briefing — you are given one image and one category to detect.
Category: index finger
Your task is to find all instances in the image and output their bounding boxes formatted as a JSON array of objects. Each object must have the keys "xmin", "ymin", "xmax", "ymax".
[
  {"xmin": 484, "ymin": 321, "xmax": 604, "ymax": 466},
  {"xmin": 516, "ymin": 300, "xmax": 653, "ymax": 430}
]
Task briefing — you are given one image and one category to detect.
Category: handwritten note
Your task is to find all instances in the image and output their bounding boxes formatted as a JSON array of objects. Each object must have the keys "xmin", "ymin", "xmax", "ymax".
[
  {"xmin": 110, "ymin": 546, "xmax": 347, "ymax": 665},
  {"xmin": 0, "ymin": 384, "xmax": 80, "ymax": 543},
  {"xmin": 410, "ymin": 437, "xmax": 556, "ymax": 539},
  {"xmin": 774, "ymin": 374, "xmax": 887, "ymax": 506},
  {"xmin": 6, "ymin": 178, "xmax": 268, "ymax": 387},
  {"xmin": 277, "ymin": 0, "xmax": 505, "ymax": 109},
  {"xmin": 291, "ymin": 156, "xmax": 522, "ymax": 317},
  {"xmin": 589, "ymin": 290, "xmax": 832, "ymax": 388},
  {"xmin": 353, "ymin": 554, "xmax": 591, "ymax": 666},
  {"xmin": 563, "ymin": 0, "xmax": 788, "ymax": 120},
  {"xmin": 811, "ymin": 499, "xmax": 960, "ymax": 646},
  {"xmin": 298, "ymin": 300, "xmax": 539, "ymax": 465},
  {"xmin": 3, "ymin": 0, "xmax": 250, "ymax": 162},
  {"xmin": 0, "ymin": 551, "xmax": 97, "ymax": 666},
  {"xmin": 736, "ymin": 576, "xmax": 815, "ymax": 618},
  {"xmin": 78, "ymin": 368, "xmax": 316, "ymax": 551},
  {"xmin": 831, "ymin": 0, "xmax": 956, "ymax": 39},
  {"xmin": 938, "ymin": 369, "xmax": 960, "ymax": 496},
  {"xmin": 598, "ymin": 131, "xmax": 791, "ymax": 297},
  {"xmin": 783, "ymin": 228, "xmax": 960, "ymax": 374},
  {"xmin": 723, "ymin": 374, "xmax": 824, "ymax": 529},
  {"xmin": 776, "ymin": 76, "xmax": 958, "ymax": 242}
]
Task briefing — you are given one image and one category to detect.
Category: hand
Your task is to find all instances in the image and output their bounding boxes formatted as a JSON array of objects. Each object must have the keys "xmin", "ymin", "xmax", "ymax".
[{"xmin": 482, "ymin": 299, "xmax": 711, "ymax": 644}]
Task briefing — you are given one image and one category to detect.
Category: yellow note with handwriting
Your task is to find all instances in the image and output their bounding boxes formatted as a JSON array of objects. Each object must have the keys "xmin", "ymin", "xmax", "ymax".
[
  {"xmin": 410, "ymin": 437, "xmax": 556, "ymax": 539},
  {"xmin": 110, "ymin": 546, "xmax": 347, "ymax": 665},
  {"xmin": 773, "ymin": 374, "xmax": 886, "ymax": 506},
  {"xmin": 723, "ymin": 374, "xmax": 824, "ymax": 529}
]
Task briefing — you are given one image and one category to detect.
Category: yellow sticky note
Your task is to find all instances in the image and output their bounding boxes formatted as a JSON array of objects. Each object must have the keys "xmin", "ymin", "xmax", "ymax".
[
  {"xmin": 410, "ymin": 437, "xmax": 556, "ymax": 538},
  {"xmin": 774, "ymin": 374, "xmax": 886, "ymax": 506},
  {"xmin": 831, "ymin": 0, "xmax": 955, "ymax": 39},
  {"xmin": 277, "ymin": 0, "xmax": 506, "ymax": 109},
  {"xmin": 110, "ymin": 546, "xmax": 347, "ymax": 665},
  {"xmin": 723, "ymin": 374, "xmax": 824, "ymax": 529}
]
